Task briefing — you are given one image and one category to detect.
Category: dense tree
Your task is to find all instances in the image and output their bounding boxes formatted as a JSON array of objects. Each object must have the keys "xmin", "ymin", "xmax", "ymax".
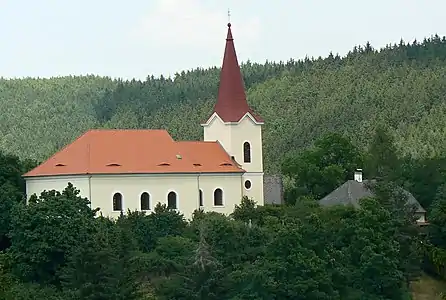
[
  {"xmin": 424, "ymin": 184, "xmax": 446, "ymax": 280},
  {"xmin": 0, "ymin": 151, "xmax": 36, "ymax": 250},
  {"xmin": 400, "ymin": 157, "xmax": 446, "ymax": 209},
  {"xmin": 366, "ymin": 125, "xmax": 400, "ymax": 181},
  {"xmin": 6, "ymin": 183, "xmax": 99, "ymax": 285},
  {"xmin": 282, "ymin": 132, "xmax": 364, "ymax": 203},
  {"xmin": 60, "ymin": 218, "xmax": 142, "ymax": 300},
  {"xmin": 428, "ymin": 184, "xmax": 446, "ymax": 249},
  {"xmin": 369, "ymin": 181, "xmax": 422, "ymax": 283}
]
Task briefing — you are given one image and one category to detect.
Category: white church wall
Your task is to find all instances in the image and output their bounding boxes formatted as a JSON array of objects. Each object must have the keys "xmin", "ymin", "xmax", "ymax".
[
  {"xmin": 198, "ymin": 173, "xmax": 243, "ymax": 214},
  {"xmin": 229, "ymin": 115, "xmax": 264, "ymax": 173},
  {"xmin": 203, "ymin": 114, "xmax": 232, "ymax": 150},
  {"xmin": 203, "ymin": 113, "xmax": 264, "ymax": 205},
  {"xmin": 26, "ymin": 175, "xmax": 90, "ymax": 203},
  {"xmin": 25, "ymin": 173, "xmax": 243, "ymax": 220},
  {"xmin": 242, "ymin": 173, "xmax": 264, "ymax": 206}
]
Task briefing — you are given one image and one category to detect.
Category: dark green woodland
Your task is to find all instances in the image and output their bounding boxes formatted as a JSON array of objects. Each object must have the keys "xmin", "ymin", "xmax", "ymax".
[
  {"xmin": 2, "ymin": 35, "xmax": 446, "ymax": 173},
  {"xmin": 2, "ymin": 36, "xmax": 446, "ymax": 299}
]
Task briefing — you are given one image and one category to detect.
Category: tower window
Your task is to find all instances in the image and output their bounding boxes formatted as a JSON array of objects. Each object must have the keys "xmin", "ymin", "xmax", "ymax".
[
  {"xmin": 113, "ymin": 192, "xmax": 123, "ymax": 211},
  {"xmin": 214, "ymin": 188, "xmax": 223, "ymax": 206},
  {"xmin": 243, "ymin": 142, "xmax": 251, "ymax": 163},
  {"xmin": 244, "ymin": 180, "xmax": 252, "ymax": 190},
  {"xmin": 167, "ymin": 191, "xmax": 177, "ymax": 209},
  {"xmin": 140, "ymin": 192, "xmax": 150, "ymax": 210}
]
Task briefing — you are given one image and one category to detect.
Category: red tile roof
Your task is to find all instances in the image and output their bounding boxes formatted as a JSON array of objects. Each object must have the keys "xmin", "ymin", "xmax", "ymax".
[
  {"xmin": 24, "ymin": 129, "xmax": 245, "ymax": 177},
  {"xmin": 209, "ymin": 23, "xmax": 263, "ymax": 123}
]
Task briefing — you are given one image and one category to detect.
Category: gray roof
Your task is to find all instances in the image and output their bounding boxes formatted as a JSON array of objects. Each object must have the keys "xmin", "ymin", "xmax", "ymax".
[{"xmin": 319, "ymin": 179, "xmax": 426, "ymax": 213}]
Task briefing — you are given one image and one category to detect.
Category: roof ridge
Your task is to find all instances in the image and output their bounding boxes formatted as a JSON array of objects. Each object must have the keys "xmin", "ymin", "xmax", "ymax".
[
  {"xmin": 88, "ymin": 128, "xmax": 169, "ymax": 132},
  {"xmin": 347, "ymin": 181, "xmax": 353, "ymax": 202},
  {"xmin": 176, "ymin": 140, "xmax": 218, "ymax": 144}
]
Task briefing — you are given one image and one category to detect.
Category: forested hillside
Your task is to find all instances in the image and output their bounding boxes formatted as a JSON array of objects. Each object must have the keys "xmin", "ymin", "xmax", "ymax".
[{"xmin": 1, "ymin": 35, "xmax": 446, "ymax": 173}]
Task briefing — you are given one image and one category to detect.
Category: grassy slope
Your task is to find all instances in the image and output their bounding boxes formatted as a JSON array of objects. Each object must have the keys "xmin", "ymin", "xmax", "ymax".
[{"xmin": 411, "ymin": 273, "xmax": 446, "ymax": 300}]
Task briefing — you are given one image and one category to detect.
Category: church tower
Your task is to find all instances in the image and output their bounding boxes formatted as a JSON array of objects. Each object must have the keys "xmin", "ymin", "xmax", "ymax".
[{"xmin": 201, "ymin": 23, "xmax": 264, "ymax": 205}]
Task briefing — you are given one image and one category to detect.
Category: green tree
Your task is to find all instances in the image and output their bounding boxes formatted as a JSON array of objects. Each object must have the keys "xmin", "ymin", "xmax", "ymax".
[
  {"xmin": 7, "ymin": 183, "xmax": 99, "ymax": 285},
  {"xmin": 60, "ymin": 218, "xmax": 141, "ymax": 300},
  {"xmin": 367, "ymin": 125, "xmax": 400, "ymax": 181},
  {"xmin": 282, "ymin": 133, "xmax": 364, "ymax": 203},
  {"xmin": 0, "ymin": 151, "xmax": 35, "ymax": 250},
  {"xmin": 428, "ymin": 183, "xmax": 446, "ymax": 248},
  {"xmin": 369, "ymin": 180, "xmax": 422, "ymax": 283}
]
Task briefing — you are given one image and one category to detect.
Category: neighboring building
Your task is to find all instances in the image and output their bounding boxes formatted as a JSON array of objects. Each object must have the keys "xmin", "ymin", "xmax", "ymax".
[
  {"xmin": 23, "ymin": 23, "xmax": 265, "ymax": 219},
  {"xmin": 319, "ymin": 169, "xmax": 427, "ymax": 225},
  {"xmin": 263, "ymin": 175, "xmax": 284, "ymax": 205}
]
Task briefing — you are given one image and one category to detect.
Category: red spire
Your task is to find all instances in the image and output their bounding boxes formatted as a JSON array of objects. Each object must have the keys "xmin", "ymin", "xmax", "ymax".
[{"xmin": 211, "ymin": 23, "xmax": 263, "ymax": 123}]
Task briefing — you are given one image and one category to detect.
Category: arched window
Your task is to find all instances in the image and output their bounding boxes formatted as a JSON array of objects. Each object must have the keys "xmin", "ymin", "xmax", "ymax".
[
  {"xmin": 243, "ymin": 142, "xmax": 251, "ymax": 163},
  {"xmin": 199, "ymin": 189, "xmax": 203, "ymax": 207},
  {"xmin": 140, "ymin": 192, "xmax": 150, "ymax": 210},
  {"xmin": 113, "ymin": 192, "xmax": 122, "ymax": 211},
  {"xmin": 167, "ymin": 191, "xmax": 177, "ymax": 209},
  {"xmin": 214, "ymin": 188, "xmax": 223, "ymax": 206}
]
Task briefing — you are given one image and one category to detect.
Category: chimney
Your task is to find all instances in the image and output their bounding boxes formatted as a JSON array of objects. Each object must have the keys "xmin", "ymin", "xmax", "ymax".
[{"xmin": 354, "ymin": 169, "xmax": 363, "ymax": 183}]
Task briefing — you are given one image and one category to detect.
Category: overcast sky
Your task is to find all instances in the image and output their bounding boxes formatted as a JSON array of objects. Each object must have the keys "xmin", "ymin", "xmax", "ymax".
[{"xmin": 1, "ymin": 0, "xmax": 444, "ymax": 80}]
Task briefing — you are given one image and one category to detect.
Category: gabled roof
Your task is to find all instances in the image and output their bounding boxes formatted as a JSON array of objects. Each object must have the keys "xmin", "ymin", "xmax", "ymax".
[
  {"xmin": 206, "ymin": 23, "xmax": 263, "ymax": 124},
  {"xmin": 319, "ymin": 179, "xmax": 426, "ymax": 213},
  {"xmin": 24, "ymin": 129, "xmax": 245, "ymax": 177}
]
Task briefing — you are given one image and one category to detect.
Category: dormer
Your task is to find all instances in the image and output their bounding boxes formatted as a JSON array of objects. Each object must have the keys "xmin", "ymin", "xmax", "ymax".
[{"xmin": 106, "ymin": 163, "xmax": 121, "ymax": 167}]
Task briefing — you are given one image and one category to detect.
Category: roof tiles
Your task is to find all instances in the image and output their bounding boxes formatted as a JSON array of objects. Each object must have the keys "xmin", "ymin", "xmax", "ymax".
[{"xmin": 24, "ymin": 129, "xmax": 244, "ymax": 177}]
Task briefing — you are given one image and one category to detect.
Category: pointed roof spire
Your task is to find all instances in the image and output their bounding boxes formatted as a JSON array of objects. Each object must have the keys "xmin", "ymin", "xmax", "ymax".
[{"xmin": 211, "ymin": 23, "xmax": 263, "ymax": 123}]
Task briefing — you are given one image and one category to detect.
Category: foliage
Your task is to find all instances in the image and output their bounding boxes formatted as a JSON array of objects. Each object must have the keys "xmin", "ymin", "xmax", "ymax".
[
  {"xmin": 282, "ymin": 132, "xmax": 364, "ymax": 203},
  {"xmin": 4, "ymin": 35, "xmax": 446, "ymax": 298},
  {"xmin": 6, "ymin": 183, "xmax": 99, "ymax": 285},
  {"xmin": 0, "ymin": 151, "xmax": 36, "ymax": 250},
  {"xmin": 0, "ymin": 140, "xmax": 438, "ymax": 299},
  {"xmin": 2, "ymin": 37, "xmax": 446, "ymax": 174},
  {"xmin": 366, "ymin": 124, "xmax": 400, "ymax": 181},
  {"xmin": 429, "ymin": 184, "xmax": 446, "ymax": 249}
]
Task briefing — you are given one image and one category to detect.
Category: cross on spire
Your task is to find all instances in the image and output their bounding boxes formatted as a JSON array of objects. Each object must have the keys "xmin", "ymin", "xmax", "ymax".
[{"xmin": 227, "ymin": 9, "xmax": 231, "ymax": 23}]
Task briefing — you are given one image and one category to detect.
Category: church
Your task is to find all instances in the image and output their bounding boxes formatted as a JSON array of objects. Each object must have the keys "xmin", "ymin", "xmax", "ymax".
[{"xmin": 23, "ymin": 23, "xmax": 270, "ymax": 218}]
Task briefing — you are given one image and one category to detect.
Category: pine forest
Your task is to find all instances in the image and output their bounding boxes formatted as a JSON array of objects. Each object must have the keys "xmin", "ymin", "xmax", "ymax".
[{"xmin": 2, "ymin": 36, "xmax": 446, "ymax": 299}]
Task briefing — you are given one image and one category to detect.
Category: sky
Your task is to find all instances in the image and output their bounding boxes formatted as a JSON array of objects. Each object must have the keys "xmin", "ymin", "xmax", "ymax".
[{"xmin": 1, "ymin": 0, "xmax": 445, "ymax": 80}]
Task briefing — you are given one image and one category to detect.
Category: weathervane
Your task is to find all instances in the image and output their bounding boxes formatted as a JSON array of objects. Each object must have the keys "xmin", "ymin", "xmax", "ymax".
[{"xmin": 228, "ymin": 9, "xmax": 231, "ymax": 23}]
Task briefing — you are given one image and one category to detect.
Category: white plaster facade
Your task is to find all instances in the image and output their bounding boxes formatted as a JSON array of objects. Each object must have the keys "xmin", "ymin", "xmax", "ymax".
[
  {"xmin": 26, "ymin": 173, "xmax": 244, "ymax": 219},
  {"xmin": 202, "ymin": 112, "xmax": 264, "ymax": 205}
]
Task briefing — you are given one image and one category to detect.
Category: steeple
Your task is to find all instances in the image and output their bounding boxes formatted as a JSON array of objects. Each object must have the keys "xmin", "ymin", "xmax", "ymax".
[{"xmin": 211, "ymin": 23, "xmax": 263, "ymax": 123}]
